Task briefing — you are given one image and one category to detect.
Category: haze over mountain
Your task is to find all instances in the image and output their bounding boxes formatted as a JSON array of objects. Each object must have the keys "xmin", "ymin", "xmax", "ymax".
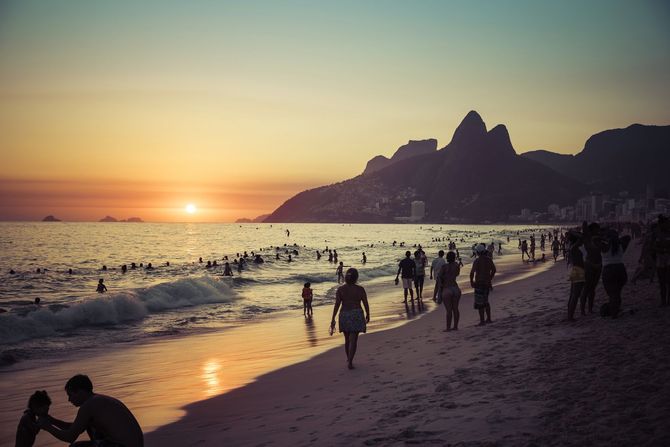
[{"xmin": 265, "ymin": 111, "xmax": 586, "ymax": 223}]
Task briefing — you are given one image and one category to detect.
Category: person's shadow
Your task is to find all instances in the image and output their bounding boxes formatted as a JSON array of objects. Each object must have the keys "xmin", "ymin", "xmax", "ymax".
[{"xmin": 304, "ymin": 315, "xmax": 318, "ymax": 347}]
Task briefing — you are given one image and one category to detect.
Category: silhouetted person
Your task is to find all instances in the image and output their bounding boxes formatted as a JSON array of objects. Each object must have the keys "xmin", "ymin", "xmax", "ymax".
[
  {"xmin": 566, "ymin": 232, "xmax": 585, "ymax": 321},
  {"xmin": 430, "ymin": 250, "xmax": 446, "ymax": 303},
  {"xmin": 15, "ymin": 390, "xmax": 51, "ymax": 447},
  {"xmin": 580, "ymin": 222, "xmax": 603, "ymax": 314},
  {"xmin": 131, "ymin": 263, "xmax": 137, "ymax": 270},
  {"xmin": 336, "ymin": 261, "xmax": 345, "ymax": 283},
  {"xmin": 362, "ymin": 252, "xmax": 367, "ymax": 264},
  {"xmin": 330, "ymin": 268, "xmax": 370, "ymax": 370},
  {"xmin": 96, "ymin": 279, "xmax": 107, "ymax": 294},
  {"xmin": 438, "ymin": 251, "xmax": 461, "ymax": 331},
  {"xmin": 223, "ymin": 262, "xmax": 233, "ymax": 276},
  {"xmin": 198, "ymin": 257, "xmax": 203, "ymax": 263},
  {"xmin": 395, "ymin": 251, "xmax": 416, "ymax": 303},
  {"xmin": 34, "ymin": 297, "xmax": 41, "ymax": 306},
  {"xmin": 302, "ymin": 282, "xmax": 313, "ymax": 316},
  {"xmin": 68, "ymin": 269, "xmax": 73, "ymax": 275},
  {"xmin": 470, "ymin": 244, "xmax": 496, "ymax": 325},
  {"xmin": 121, "ymin": 265, "xmax": 127, "ymax": 274},
  {"xmin": 101, "ymin": 265, "xmax": 107, "ymax": 271},
  {"xmin": 600, "ymin": 229, "xmax": 631, "ymax": 318},
  {"xmin": 10, "ymin": 269, "xmax": 16, "ymax": 274},
  {"xmin": 38, "ymin": 374, "xmax": 144, "ymax": 447}
]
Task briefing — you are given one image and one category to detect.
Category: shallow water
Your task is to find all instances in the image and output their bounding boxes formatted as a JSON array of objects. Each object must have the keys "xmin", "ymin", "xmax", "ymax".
[
  {"xmin": 0, "ymin": 222, "xmax": 553, "ymax": 366},
  {"xmin": 0, "ymin": 222, "xmax": 559, "ymax": 445}
]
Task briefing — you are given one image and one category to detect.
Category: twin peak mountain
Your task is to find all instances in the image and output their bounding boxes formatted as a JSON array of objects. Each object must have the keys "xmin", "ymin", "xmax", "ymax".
[{"xmin": 265, "ymin": 111, "xmax": 670, "ymax": 223}]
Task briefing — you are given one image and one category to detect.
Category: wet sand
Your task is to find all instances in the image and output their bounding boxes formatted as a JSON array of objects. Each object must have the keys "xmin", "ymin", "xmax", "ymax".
[
  {"xmin": 0, "ymin": 252, "xmax": 545, "ymax": 446},
  {"xmin": 146, "ymin": 240, "xmax": 670, "ymax": 447}
]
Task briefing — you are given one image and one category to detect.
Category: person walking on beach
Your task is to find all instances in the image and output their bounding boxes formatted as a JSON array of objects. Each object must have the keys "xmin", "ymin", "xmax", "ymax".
[
  {"xmin": 600, "ymin": 229, "xmax": 631, "ymax": 318},
  {"xmin": 430, "ymin": 250, "xmax": 446, "ymax": 303},
  {"xmin": 302, "ymin": 282, "xmax": 313, "ymax": 316},
  {"xmin": 521, "ymin": 240, "xmax": 530, "ymax": 262},
  {"xmin": 395, "ymin": 251, "xmax": 416, "ymax": 304},
  {"xmin": 413, "ymin": 249, "xmax": 427, "ymax": 301},
  {"xmin": 15, "ymin": 390, "xmax": 51, "ymax": 447},
  {"xmin": 551, "ymin": 238, "xmax": 560, "ymax": 262},
  {"xmin": 439, "ymin": 251, "xmax": 461, "ymax": 331},
  {"xmin": 96, "ymin": 279, "xmax": 107, "ymax": 294},
  {"xmin": 330, "ymin": 268, "xmax": 370, "ymax": 370},
  {"xmin": 470, "ymin": 244, "xmax": 496, "ymax": 325},
  {"xmin": 38, "ymin": 374, "xmax": 144, "ymax": 447}
]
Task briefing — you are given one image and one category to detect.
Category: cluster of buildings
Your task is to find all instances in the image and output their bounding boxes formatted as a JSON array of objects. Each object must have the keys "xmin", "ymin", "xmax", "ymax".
[{"xmin": 514, "ymin": 186, "xmax": 670, "ymax": 223}]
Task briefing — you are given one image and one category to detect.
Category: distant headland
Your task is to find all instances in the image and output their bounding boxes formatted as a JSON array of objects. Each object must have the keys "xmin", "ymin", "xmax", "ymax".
[
  {"xmin": 264, "ymin": 111, "xmax": 670, "ymax": 224},
  {"xmin": 99, "ymin": 216, "xmax": 144, "ymax": 222}
]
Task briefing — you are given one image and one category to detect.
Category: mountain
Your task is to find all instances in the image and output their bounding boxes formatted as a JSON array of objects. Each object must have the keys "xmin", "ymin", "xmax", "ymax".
[
  {"xmin": 265, "ymin": 111, "xmax": 584, "ymax": 223},
  {"xmin": 99, "ymin": 216, "xmax": 118, "ymax": 222},
  {"xmin": 42, "ymin": 215, "xmax": 61, "ymax": 222},
  {"xmin": 253, "ymin": 214, "xmax": 270, "ymax": 223},
  {"xmin": 521, "ymin": 124, "xmax": 670, "ymax": 193},
  {"xmin": 362, "ymin": 139, "xmax": 438, "ymax": 175}
]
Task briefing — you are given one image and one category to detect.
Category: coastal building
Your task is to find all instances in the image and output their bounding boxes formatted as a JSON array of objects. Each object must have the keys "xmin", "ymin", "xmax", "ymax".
[
  {"xmin": 410, "ymin": 201, "xmax": 425, "ymax": 221},
  {"xmin": 547, "ymin": 204, "xmax": 560, "ymax": 217}
]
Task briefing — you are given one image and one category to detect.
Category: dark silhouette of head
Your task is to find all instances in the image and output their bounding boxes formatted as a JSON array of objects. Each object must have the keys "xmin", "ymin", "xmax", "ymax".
[
  {"xmin": 446, "ymin": 251, "xmax": 456, "ymax": 263},
  {"xmin": 438, "ymin": 250, "xmax": 444, "ymax": 257},
  {"xmin": 304, "ymin": 282, "xmax": 311, "ymax": 288},
  {"xmin": 344, "ymin": 268, "xmax": 359, "ymax": 285},
  {"xmin": 405, "ymin": 251, "xmax": 411, "ymax": 258},
  {"xmin": 65, "ymin": 374, "xmax": 93, "ymax": 407},
  {"xmin": 28, "ymin": 390, "xmax": 51, "ymax": 416}
]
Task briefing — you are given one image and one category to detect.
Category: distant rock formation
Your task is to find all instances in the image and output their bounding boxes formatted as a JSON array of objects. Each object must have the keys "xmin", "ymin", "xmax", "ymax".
[
  {"xmin": 123, "ymin": 217, "xmax": 144, "ymax": 223},
  {"xmin": 265, "ymin": 111, "xmax": 584, "ymax": 223},
  {"xmin": 363, "ymin": 139, "xmax": 438, "ymax": 175},
  {"xmin": 99, "ymin": 216, "xmax": 118, "ymax": 222},
  {"xmin": 42, "ymin": 215, "xmax": 61, "ymax": 222},
  {"xmin": 253, "ymin": 214, "xmax": 270, "ymax": 223},
  {"xmin": 522, "ymin": 123, "xmax": 670, "ymax": 194},
  {"xmin": 237, "ymin": 214, "xmax": 271, "ymax": 223}
]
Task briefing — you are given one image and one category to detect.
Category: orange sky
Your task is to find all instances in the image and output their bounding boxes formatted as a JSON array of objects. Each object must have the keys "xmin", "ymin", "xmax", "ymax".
[{"xmin": 1, "ymin": 1, "xmax": 669, "ymax": 221}]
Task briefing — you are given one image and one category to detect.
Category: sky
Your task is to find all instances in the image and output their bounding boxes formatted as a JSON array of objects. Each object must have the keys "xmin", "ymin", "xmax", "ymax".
[{"xmin": 1, "ymin": 0, "xmax": 669, "ymax": 222}]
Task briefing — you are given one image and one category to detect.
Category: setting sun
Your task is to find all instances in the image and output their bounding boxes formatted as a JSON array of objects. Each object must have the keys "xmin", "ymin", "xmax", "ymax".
[{"xmin": 185, "ymin": 203, "xmax": 197, "ymax": 214}]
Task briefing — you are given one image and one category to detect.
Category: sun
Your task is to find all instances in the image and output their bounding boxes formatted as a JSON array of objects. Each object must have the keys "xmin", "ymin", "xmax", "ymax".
[{"xmin": 185, "ymin": 203, "xmax": 197, "ymax": 214}]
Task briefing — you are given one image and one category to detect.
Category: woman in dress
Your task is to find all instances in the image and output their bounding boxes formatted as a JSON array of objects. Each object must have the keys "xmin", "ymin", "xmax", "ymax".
[{"xmin": 330, "ymin": 268, "xmax": 370, "ymax": 369}]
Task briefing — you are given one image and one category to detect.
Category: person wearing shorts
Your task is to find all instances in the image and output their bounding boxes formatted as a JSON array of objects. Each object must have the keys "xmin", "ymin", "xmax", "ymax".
[
  {"xmin": 395, "ymin": 251, "xmax": 416, "ymax": 304},
  {"xmin": 470, "ymin": 244, "xmax": 496, "ymax": 325}
]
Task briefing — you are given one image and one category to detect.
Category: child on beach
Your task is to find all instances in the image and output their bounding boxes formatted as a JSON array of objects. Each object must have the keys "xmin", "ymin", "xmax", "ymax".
[
  {"xmin": 302, "ymin": 282, "xmax": 313, "ymax": 316},
  {"xmin": 470, "ymin": 244, "xmax": 496, "ymax": 325},
  {"xmin": 336, "ymin": 262, "xmax": 345, "ymax": 283},
  {"xmin": 96, "ymin": 278, "xmax": 107, "ymax": 293},
  {"xmin": 15, "ymin": 390, "xmax": 51, "ymax": 447}
]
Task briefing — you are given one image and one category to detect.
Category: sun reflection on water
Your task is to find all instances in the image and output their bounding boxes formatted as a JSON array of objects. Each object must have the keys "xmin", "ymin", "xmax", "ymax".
[{"xmin": 202, "ymin": 359, "xmax": 223, "ymax": 397}]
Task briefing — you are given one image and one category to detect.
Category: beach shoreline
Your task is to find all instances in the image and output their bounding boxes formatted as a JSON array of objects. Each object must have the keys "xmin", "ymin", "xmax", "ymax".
[
  {"xmin": 146, "ymin": 239, "xmax": 670, "ymax": 447},
  {"xmin": 0, "ymin": 249, "xmax": 551, "ymax": 446}
]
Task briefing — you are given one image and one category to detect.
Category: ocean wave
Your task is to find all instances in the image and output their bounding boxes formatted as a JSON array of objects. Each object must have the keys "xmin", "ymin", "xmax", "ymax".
[{"xmin": 0, "ymin": 276, "xmax": 238, "ymax": 345}]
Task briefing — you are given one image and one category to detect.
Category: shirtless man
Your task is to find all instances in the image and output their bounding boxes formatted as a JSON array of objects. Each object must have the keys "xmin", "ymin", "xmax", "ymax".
[
  {"xmin": 470, "ymin": 244, "xmax": 497, "ymax": 325},
  {"xmin": 39, "ymin": 374, "xmax": 143, "ymax": 447}
]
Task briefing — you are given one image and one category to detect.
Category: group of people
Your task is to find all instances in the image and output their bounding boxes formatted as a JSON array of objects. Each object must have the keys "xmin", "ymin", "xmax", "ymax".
[
  {"xmin": 566, "ymin": 221, "xmax": 630, "ymax": 319},
  {"xmin": 16, "ymin": 374, "xmax": 143, "ymax": 447}
]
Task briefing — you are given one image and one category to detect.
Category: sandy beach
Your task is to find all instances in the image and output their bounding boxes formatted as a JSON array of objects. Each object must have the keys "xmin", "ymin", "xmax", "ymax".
[{"xmin": 146, "ymin": 240, "xmax": 670, "ymax": 447}]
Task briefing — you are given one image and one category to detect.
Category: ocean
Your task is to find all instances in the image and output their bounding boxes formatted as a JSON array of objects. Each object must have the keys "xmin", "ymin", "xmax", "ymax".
[
  {"xmin": 0, "ymin": 222, "xmax": 563, "ymax": 445},
  {"xmin": 0, "ymin": 222, "xmax": 554, "ymax": 367}
]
